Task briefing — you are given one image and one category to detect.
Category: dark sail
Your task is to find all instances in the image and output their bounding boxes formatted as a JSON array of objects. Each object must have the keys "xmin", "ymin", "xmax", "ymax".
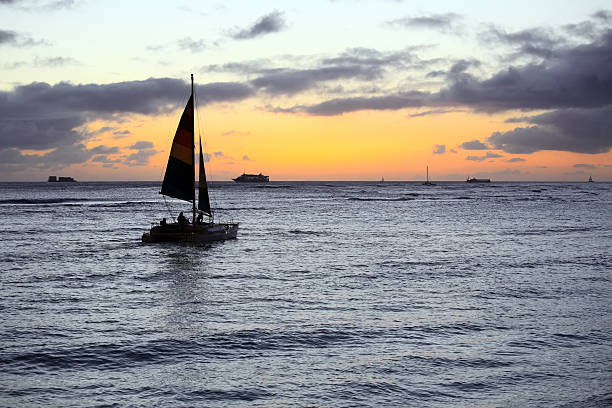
[
  {"xmin": 160, "ymin": 95, "xmax": 194, "ymax": 202},
  {"xmin": 198, "ymin": 136, "xmax": 211, "ymax": 215}
]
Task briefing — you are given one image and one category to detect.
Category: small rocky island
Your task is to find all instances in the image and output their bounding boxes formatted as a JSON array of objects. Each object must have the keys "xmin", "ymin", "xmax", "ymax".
[{"xmin": 48, "ymin": 176, "xmax": 76, "ymax": 182}]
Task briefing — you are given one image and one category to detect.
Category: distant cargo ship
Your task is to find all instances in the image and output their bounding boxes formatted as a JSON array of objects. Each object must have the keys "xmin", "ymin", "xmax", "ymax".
[
  {"xmin": 466, "ymin": 177, "xmax": 490, "ymax": 183},
  {"xmin": 48, "ymin": 176, "xmax": 76, "ymax": 182},
  {"xmin": 232, "ymin": 173, "xmax": 269, "ymax": 183}
]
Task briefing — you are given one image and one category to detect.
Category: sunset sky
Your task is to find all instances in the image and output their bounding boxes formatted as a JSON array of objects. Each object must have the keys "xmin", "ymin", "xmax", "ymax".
[{"xmin": 1, "ymin": 0, "xmax": 611, "ymax": 181}]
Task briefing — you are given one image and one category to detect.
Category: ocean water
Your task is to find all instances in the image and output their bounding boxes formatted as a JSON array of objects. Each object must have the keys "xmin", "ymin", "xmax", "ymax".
[{"xmin": 1, "ymin": 181, "xmax": 611, "ymax": 407}]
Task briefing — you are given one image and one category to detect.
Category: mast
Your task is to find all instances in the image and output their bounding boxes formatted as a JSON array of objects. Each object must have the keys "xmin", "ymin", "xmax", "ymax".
[
  {"xmin": 191, "ymin": 74, "xmax": 196, "ymax": 225},
  {"xmin": 427, "ymin": 166, "xmax": 429, "ymax": 183}
]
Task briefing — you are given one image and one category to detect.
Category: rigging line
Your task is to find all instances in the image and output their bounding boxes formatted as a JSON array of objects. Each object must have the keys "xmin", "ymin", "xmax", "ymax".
[
  {"xmin": 162, "ymin": 195, "xmax": 174, "ymax": 221},
  {"xmin": 194, "ymin": 79, "xmax": 221, "ymax": 216}
]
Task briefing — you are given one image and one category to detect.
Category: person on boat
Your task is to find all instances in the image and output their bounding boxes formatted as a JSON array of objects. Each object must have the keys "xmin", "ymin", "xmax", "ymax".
[
  {"xmin": 160, "ymin": 218, "xmax": 167, "ymax": 226},
  {"xmin": 196, "ymin": 212, "xmax": 203, "ymax": 225},
  {"xmin": 177, "ymin": 212, "xmax": 188, "ymax": 224}
]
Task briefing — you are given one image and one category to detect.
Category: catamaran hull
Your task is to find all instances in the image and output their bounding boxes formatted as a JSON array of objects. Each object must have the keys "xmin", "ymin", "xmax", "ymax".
[{"xmin": 142, "ymin": 223, "xmax": 239, "ymax": 243}]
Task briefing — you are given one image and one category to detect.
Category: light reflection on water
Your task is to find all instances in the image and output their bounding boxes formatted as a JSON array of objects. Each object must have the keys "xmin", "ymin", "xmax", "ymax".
[{"xmin": 0, "ymin": 181, "xmax": 611, "ymax": 407}]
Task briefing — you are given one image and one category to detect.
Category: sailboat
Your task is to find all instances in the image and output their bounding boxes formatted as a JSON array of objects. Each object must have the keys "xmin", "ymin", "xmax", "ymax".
[
  {"xmin": 142, "ymin": 74, "xmax": 239, "ymax": 243},
  {"xmin": 422, "ymin": 166, "xmax": 435, "ymax": 186},
  {"xmin": 588, "ymin": 175, "xmax": 594, "ymax": 182}
]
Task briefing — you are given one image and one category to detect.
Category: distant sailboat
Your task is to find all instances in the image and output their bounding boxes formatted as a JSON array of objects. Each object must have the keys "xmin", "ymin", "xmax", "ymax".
[
  {"xmin": 422, "ymin": 166, "xmax": 435, "ymax": 186},
  {"xmin": 142, "ymin": 74, "xmax": 238, "ymax": 243},
  {"xmin": 588, "ymin": 175, "xmax": 594, "ymax": 182}
]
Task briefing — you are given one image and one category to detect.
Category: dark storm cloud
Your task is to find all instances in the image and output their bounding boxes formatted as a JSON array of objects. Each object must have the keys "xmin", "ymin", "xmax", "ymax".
[
  {"xmin": 388, "ymin": 13, "xmax": 463, "ymax": 33},
  {"xmin": 280, "ymin": 29, "xmax": 612, "ymax": 116},
  {"xmin": 0, "ymin": 117, "xmax": 84, "ymax": 150},
  {"xmin": 459, "ymin": 140, "xmax": 489, "ymax": 150},
  {"xmin": 231, "ymin": 11, "xmax": 286, "ymax": 40},
  {"xmin": 0, "ymin": 77, "xmax": 255, "ymax": 151},
  {"xmin": 440, "ymin": 30, "xmax": 612, "ymax": 112},
  {"xmin": 488, "ymin": 106, "xmax": 612, "ymax": 154}
]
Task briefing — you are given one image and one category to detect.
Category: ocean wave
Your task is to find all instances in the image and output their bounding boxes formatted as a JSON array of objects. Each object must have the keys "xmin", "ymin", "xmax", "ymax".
[
  {"xmin": 0, "ymin": 198, "xmax": 92, "ymax": 205},
  {"xmin": 347, "ymin": 197, "xmax": 416, "ymax": 202}
]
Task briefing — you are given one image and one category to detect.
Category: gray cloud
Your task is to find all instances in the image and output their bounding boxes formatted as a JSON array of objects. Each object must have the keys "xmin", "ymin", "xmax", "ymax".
[
  {"xmin": 280, "ymin": 91, "xmax": 431, "ymax": 116},
  {"xmin": 113, "ymin": 129, "xmax": 131, "ymax": 138},
  {"xmin": 592, "ymin": 10, "xmax": 611, "ymax": 22},
  {"xmin": 440, "ymin": 30, "xmax": 612, "ymax": 112},
  {"xmin": 125, "ymin": 142, "xmax": 158, "ymax": 166},
  {"xmin": 0, "ymin": 77, "xmax": 255, "ymax": 171},
  {"xmin": 459, "ymin": 140, "xmax": 489, "ymax": 150},
  {"xmin": 90, "ymin": 145, "xmax": 119, "ymax": 155},
  {"xmin": 0, "ymin": 77, "xmax": 255, "ymax": 151},
  {"xmin": 1, "ymin": 0, "xmax": 76, "ymax": 11},
  {"xmin": 488, "ymin": 105, "xmax": 612, "ymax": 154},
  {"xmin": 197, "ymin": 82, "xmax": 255, "ymax": 104},
  {"xmin": 273, "ymin": 29, "xmax": 612, "ymax": 116},
  {"xmin": 251, "ymin": 65, "xmax": 383, "ymax": 95},
  {"xmin": 129, "ymin": 141, "xmax": 154, "ymax": 150},
  {"xmin": 0, "ymin": 143, "xmax": 120, "ymax": 173},
  {"xmin": 466, "ymin": 151, "xmax": 503, "ymax": 161},
  {"xmin": 201, "ymin": 153, "xmax": 211, "ymax": 163},
  {"xmin": 433, "ymin": 144, "xmax": 446, "ymax": 154},
  {"xmin": 573, "ymin": 163, "xmax": 596, "ymax": 169},
  {"xmin": 479, "ymin": 26, "xmax": 564, "ymax": 59},
  {"xmin": 0, "ymin": 29, "xmax": 17, "ymax": 45},
  {"xmin": 178, "ymin": 37, "xmax": 206, "ymax": 53},
  {"xmin": 231, "ymin": 11, "xmax": 286, "ymax": 40},
  {"xmin": 34, "ymin": 56, "xmax": 77, "ymax": 67},
  {"xmin": 242, "ymin": 155, "xmax": 250, "ymax": 160},
  {"xmin": 507, "ymin": 157, "xmax": 526, "ymax": 163},
  {"xmin": 0, "ymin": 29, "xmax": 44, "ymax": 47},
  {"xmin": 409, "ymin": 108, "xmax": 460, "ymax": 117},
  {"xmin": 388, "ymin": 13, "xmax": 463, "ymax": 33}
]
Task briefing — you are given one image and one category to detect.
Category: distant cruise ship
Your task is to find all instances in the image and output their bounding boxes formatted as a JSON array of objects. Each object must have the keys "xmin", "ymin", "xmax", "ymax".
[
  {"xmin": 232, "ymin": 173, "xmax": 269, "ymax": 183},
  {"xmin": 48, "ymin": 176, "xmax": 76, "ymax": 182}
]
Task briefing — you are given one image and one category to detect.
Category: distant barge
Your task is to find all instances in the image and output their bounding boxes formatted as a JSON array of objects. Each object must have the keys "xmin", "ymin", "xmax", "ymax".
[
  {"xmin": 48, "ymin": 176, "xmax": 76, "ymax": 182},
  {"xmin": 232, "ymin": 173, "xmax": 269, "ymax": 183},
  {"xmin": 466, "ymin": 177, "xmax": 490, "ymax": 183}
]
